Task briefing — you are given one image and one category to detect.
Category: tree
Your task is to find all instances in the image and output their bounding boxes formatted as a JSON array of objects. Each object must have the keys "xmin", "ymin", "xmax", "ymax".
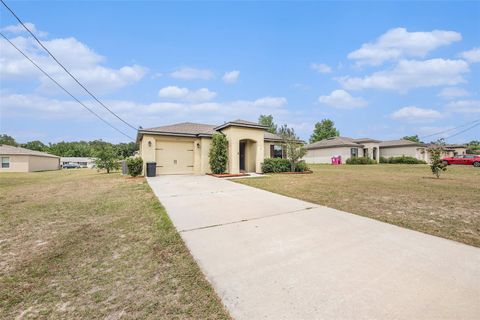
[
  {"xmin": 258, "ymin": 115, "xmax": 278, "ymax": 134},
  {"xmin": 209, "ymin": 133, "xmax": 228, "ymax": 174},
  {"xmin": 428, "ymin": 146, "xmax": 447, "ymax": 179},
  {"xmin": 0, "ymin": 134, "xmax": 17, "ymax": 146},
  {"xmin": 309, "ymin": 119, "xmax": 339, "ymax": 143},
  {"xmin": 94, "ymin": 143, "xmax": 120, "ymax": 173},
  {"xmin": 402, "ymin": 135, "xmax": 421, "ymax": 143},
  {"xmin": 279, "ymin": 124, "xmax": 307, "ymax": 172},
  {"xmin": 22, "ymin": 140, "xmax": 48, "ymax": 152}
]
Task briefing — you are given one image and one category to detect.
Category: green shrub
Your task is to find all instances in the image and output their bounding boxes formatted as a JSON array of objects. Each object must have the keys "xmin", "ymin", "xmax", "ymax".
[
  {"xmin": 346, "ymin": 157, "xmax": 377, "ymax": 165},
  {"xmin": 126, "ymin": 157, "xmax": 143, "ymax": 177},
  {"xmin": 382, "ymin": 156, "xmax": 426, "ymax": 164},
  {"xmin": 262, "ymin": 158, "xmax": 291, "ymax": 173},
  {"xmin": 295, "ymin": 161, "xmax": 309, "ymax": 172},
  {"xmin": 209, "ymin": 133, "xmax": 228, "ymax": 174}
]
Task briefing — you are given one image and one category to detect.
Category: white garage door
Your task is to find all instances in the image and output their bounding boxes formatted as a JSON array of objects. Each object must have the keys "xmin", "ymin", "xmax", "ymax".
[{"xmin": 155, "ymin": 141, "xmax": 194, "ymax": 174}]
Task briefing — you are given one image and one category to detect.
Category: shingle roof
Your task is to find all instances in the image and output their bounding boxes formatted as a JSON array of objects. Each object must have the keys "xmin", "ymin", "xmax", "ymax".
[
  {"xmin": 0, "ymin": 145, "xmax": 59, "ymax": 158},
  {"xmin": 214, "ymin": 119, "xmax": 269, "ymax": 131},
  {"xmin": 305, "ymin": 137, "xmax": 364, "ymax": 150},
  {"xmin": 379, "ymin": 140, "xmax": 426, "ymax": 148}
]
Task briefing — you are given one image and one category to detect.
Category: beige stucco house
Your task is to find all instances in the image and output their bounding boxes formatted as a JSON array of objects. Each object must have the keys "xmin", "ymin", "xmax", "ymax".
[
  {"xmin": 137, "ymin": 120, "xmax": 284, "ymax": 175},
  {"xmin": 304, "ymin": 137, "xmax": 381, "ymax": 163},
  {"xmin": 379, "ymin": 140, "xmax": 429, "ymax": 161},
  {"xmin": 0, "ymin": 144, "xmax": 60, "ymax": 172}
]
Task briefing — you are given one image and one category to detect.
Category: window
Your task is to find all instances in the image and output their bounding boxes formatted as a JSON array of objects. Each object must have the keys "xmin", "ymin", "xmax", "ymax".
[
  {"xmin": 1, "ymin": 157, "xmax": 10, "ymax": 168},
  {"xmin": 350, "ymin": 148, "xmax": 358, "ymax": 158},
  {"xmin": 270, "ymin": 145, "xmax": 284, "ymax": 158}
]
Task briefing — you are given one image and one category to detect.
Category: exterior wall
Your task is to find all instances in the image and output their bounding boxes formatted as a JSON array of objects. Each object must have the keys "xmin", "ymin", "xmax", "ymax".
[
  {"xmin": 304, "ymin": 147, "xmax": 358, "ymax": 164},
  {"xmin": 221, "ymin": 126, "xmax": 264, "ymax": 174},
  {"xmin": 380, "ymin": 146, "xmax": 428, "ymax": 161},
  {"xmin": 199, "ymin": 137, "xmax": 212, "ymax": 174},
  {"xmin": 0, "ymin": 155, "xmax": 30, "ymax": 172},
  {"xmin": 361, "ymin": 142, "xmax": 381, "ymax": 163},
  {"xmin": 28, "ymin": 156, "xmax": 60, "ymax": 172}
]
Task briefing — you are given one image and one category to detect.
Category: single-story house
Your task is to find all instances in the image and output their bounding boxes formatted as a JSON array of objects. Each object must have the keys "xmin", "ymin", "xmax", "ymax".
[
  {"xmin": 304, "ymin": 137, "xmax": 381, "ymax": 163},
  {"xmin": 60, "ymin": 157, "xmax": 96, "ymax": 168},
  {"xmin": 137, "ymin": 119, "xmax": 285, "ymax": 175},
  {"xmin": 379, "ymin": 140, "xmax": 429, "ymax": 162},
  {"xmin": 304, "ymin": 137, "xmax": 430, "ymax": 163},
  {"xmin": 0, "ymin": 144, "xmax": 60, "ymax": 172},
  {"xmin": 427, "ymin": 143, "xmax": 467, "ymax": 157}
]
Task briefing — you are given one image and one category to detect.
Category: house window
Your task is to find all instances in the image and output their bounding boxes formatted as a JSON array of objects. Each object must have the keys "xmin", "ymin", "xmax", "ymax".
[
  {"xmin": 1, "ymin": 157, "xmax": 10, "ymax": 168},
  {"xmin": 270, "ymin": 145, "xmax": 284, "ymax": 158},
  {"xmin": 351, "ymin": 148, "xmax": 358, "ymax": 158}
]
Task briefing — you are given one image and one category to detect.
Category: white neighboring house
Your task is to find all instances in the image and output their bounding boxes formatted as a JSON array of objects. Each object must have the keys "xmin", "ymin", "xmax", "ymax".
[
  {"xmin": 60, "ymin": 157, "xmax": 96, "ymax": 168},
  {"xmin": 304, "ymin": 137, "xmax": 430, "ymax": 164}
]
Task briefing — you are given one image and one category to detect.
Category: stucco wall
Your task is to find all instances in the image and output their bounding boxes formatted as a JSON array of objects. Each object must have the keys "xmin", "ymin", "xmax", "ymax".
[
  {"xmin": 0, "ymin": 155, "xmax": 30, "ymax": 172},
  {"xmin": 28, "ymin": 155, "xmax": 60, "ymax": 172},
  {"xmin": 304, "ymin": 147, "xmax": 363, "ymax": 164},
  {"xmin": 380, "ymin": 146, "xmax": 427, "ymax": 161},
  {"xmin": 221, "ymin": 126, "xmax": 264, "ymax": 174}
]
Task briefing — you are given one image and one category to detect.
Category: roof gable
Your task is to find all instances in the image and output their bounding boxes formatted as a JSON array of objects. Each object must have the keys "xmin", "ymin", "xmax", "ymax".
[{"xmin": 0, "ymin": 144, "xmax": 59, "ymax": 158}]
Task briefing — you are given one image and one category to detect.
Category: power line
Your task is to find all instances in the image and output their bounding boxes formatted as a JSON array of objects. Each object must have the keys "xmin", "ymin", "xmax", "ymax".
[
  {"xmin": 1, "ymin": 0, "xmax": 139, "ymax": 131},
  {"xmin": 420, "ymin": 118, "xmax": 480, "ymax": 140},
  {"xmin": 1, "ymin": 32, "xmax": 135, "ymax": 141},
  {"xmin": 443, "ymin": 122, "xmax": 480, "ymax": 140}
]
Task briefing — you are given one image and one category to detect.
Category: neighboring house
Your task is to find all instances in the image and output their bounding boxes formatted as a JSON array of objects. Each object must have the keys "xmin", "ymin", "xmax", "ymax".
[
  {"xmin": 0, "ymin": 144, "xmax": 60, "ymax": 172},
  {"xmin": 379, "ymin": 140, "xmax": 429, "ymax": 162},
  {"xmin": 60, "ymin": 157, "xmax": 95, "ymax": 168},
  {"xmin": 137, "ymin": 119, "xmax": 285, "ymax": 175},
  {"xmin": 304, "ymin": 137, "xmax": 381, "ymax": 164},
  {"xmin": 427, "ymin": 144, "xmax": 467, "ymax": 157}
]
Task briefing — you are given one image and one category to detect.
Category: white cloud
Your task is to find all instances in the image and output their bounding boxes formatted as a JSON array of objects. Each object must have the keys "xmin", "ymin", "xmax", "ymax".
[
  {"xmin": 338, "ymin": 59, "xmax": 469, "ymax": 92},
  {"xmin": 253, "ymin": 96, "xmax": 287, "ymax": 107},
  {"xmin": 318, "ymin": 89, "xmax": 367, "ymax": 109},
  {"xmin": 460, "ymin": 47, "xmax": 480, "ymax": 63},
  {"xmin": 0, "ymin": 34, "xmax": 146, "ymax": 95},
  {"xmin": 390, "ymin": 106, "xmax": 443, "ymax": 122},
  {"xmin": 348, "ymin": 28, "xmax": 462, "ymax": 66},
  {"xmin": 222, "ymin": 70, "xmax": 240, "ymax": 83},
  {"xmin": 170, "ymin": 67, "xmax": 213, "ymax": 80},
  {"xmin": 1, "ymin": 22, "xmax": 48, "ymax": 37},
  {"xmin": 158, "ymin": 86, "xmax": 217, "ymax": 102},
  {"xmin": 438, "ymin": 87, "xmax": 470, "ymax": 99},
  {"xmin": 310, "ymin": 63, "xmax": 332, "ymax": 73},
  {"xmin": 446, "ymin": 100, "xmax": 480, "ymax": 113}
]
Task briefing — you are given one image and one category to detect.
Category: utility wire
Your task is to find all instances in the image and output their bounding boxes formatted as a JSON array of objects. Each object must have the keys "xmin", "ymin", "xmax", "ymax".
[
  {"xmin": 1, "ymin": 0, "xmax": 139, "ymax": 131},
  {"xmin": 442, "ymin": 122, "xmax": 480, "ymax": 141},
  {"xmin": 420, "ymin": 118, "xmax": 480, "ymax": 140},
  {"xmin": 1, "ymin": 32, "xmax": 135, "ymax": 141}
]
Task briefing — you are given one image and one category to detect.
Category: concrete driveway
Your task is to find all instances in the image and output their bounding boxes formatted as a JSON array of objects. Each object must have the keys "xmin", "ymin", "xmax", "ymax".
[{"xmin": 148, "ymin": 175, "xmax": 480, "ymax": 320}]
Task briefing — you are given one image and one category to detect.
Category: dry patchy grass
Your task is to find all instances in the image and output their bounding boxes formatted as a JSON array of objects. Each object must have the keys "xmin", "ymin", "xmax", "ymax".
[
  {"xmin": 0, "ymin": 169, "xmax": 230, "ymax": 319},
  {"xmin": 236, "ymin": 164, "xmax": 480, "ymax": 247}
]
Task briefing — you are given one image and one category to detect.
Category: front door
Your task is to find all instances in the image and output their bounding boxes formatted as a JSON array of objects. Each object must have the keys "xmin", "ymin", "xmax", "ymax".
[{"xmin": 239, "ymin": 142, "xmax": 246, "ymax": 171}]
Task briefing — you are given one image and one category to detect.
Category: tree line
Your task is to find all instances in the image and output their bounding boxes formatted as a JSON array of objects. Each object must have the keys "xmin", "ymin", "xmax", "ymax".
[{"xmin": 0, "ymin": 134, "xmax": 138, "ymax": 159}]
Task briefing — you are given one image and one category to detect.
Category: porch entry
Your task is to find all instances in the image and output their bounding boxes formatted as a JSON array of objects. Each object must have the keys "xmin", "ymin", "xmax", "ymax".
[
  {"xmin": 238, "ymin": 139, "xmax": 257, "ymax": 172},
  {"xmin": 239, "ymin": 142, "xmax": 246, "ymax": 171}
]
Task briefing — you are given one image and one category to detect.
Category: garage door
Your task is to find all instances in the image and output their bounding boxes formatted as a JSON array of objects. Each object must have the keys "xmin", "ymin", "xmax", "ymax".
[{"xmin": 155, "ymin": 141, "xmax": 194, "ymax": 174}]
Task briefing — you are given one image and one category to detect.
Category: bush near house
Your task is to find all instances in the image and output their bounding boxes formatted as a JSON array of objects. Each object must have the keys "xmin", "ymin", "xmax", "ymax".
[
  {"xmin": 209, "ymin": 133, "xmax": 228, "ymax": 174},
  {"xmin": 262, "ymin": 158, "xmax": 309, "ymax": 173},
  {"xmin": 346, "ymin": 157, "xmax": 377, "ymax": 165},
  {"xmin": 126, "ymin": 157, "xmax": 143, "ymax": 177},
  {"xmin": 380, "ymin": 156, "xmax": 426, "ymax": 164}
]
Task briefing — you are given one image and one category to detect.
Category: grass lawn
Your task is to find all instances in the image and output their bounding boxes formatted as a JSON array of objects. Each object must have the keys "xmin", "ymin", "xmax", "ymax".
[
  {"xmin": 0, "ymin": 170, "xmax": 230, "ymax": 319},
  {"xmin": 235, "ymin": 164, "xmax": 480, "ymax": 247}
]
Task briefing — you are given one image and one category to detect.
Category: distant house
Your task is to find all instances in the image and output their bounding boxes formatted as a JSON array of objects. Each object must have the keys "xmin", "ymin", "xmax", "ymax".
[
  {"xmin": 304, "ymin": 137, "xmax": 381, "ymax": 163},
  {"xmin": 427, "ymin": 144, "xmax": 467, "ymax": 157},
  {"xmin": 379, "ymin": 140, "xmax": 429, "ymax": 162},
  {"xmin": 60, "ymin": 157, "xmax": 95, "ymax": 168},
  {"xmin": 0, "ymin": 145, "xmax": 60, "ymax": 172},
  {"xmin": 304, "ymin": 137, "xmax": 430, "ymax": 164}
]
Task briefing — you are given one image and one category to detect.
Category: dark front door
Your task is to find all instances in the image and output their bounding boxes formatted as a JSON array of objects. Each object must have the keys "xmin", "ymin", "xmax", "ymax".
[{"xmin": 239, "ymin": 142, "xmax": 246, "ymax": 171}]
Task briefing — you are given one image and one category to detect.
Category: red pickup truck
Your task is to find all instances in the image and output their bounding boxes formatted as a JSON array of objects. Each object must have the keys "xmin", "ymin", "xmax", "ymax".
[{"xmin": 442, "ymin": 154, "xmax": 480, "ymax": 167}]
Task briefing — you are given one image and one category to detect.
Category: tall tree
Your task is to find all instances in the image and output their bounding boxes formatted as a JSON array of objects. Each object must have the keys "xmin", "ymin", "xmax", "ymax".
[
  {"xmin": 402, "ymin": 135, "xmax": 421, "ymax": 143},
  {"xmin": 0, "ymin": 134, "xmax": 17, "ymax": 146},
  {"xmin": 22, "ymin": 140, "xmax": 48, "ymax": 152},
  {"xmin": 309, "ymin": 119, "xmax": 339, "ymax": 143},
  {"xmin": 94, "ymin": 143, "xmax": 120, "ymax": 173},
  {"xmin": 258, "ymin": 115, "xmax": 278, "ymax": 134}
]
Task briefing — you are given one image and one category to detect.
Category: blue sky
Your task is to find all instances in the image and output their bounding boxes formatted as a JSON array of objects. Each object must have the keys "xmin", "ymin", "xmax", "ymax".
[{"xmin": 1, "ymin": 1, "xmax": 479, "ymax": 143}]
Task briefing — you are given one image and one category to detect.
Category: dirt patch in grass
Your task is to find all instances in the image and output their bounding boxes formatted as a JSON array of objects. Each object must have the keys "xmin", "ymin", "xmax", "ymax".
[
  {"xmin": 235, "ymin": 164, "xmax": 480, "ymax": 247},
  {"xmin": 0, "ymin": 169, "xmax": 230, "ymax": 319}
]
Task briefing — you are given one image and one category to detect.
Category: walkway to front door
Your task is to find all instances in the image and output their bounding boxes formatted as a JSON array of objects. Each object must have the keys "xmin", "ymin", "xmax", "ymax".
[{"xmin": 147, "ymin": 175, "xmax": 480, "ymax": 320}]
